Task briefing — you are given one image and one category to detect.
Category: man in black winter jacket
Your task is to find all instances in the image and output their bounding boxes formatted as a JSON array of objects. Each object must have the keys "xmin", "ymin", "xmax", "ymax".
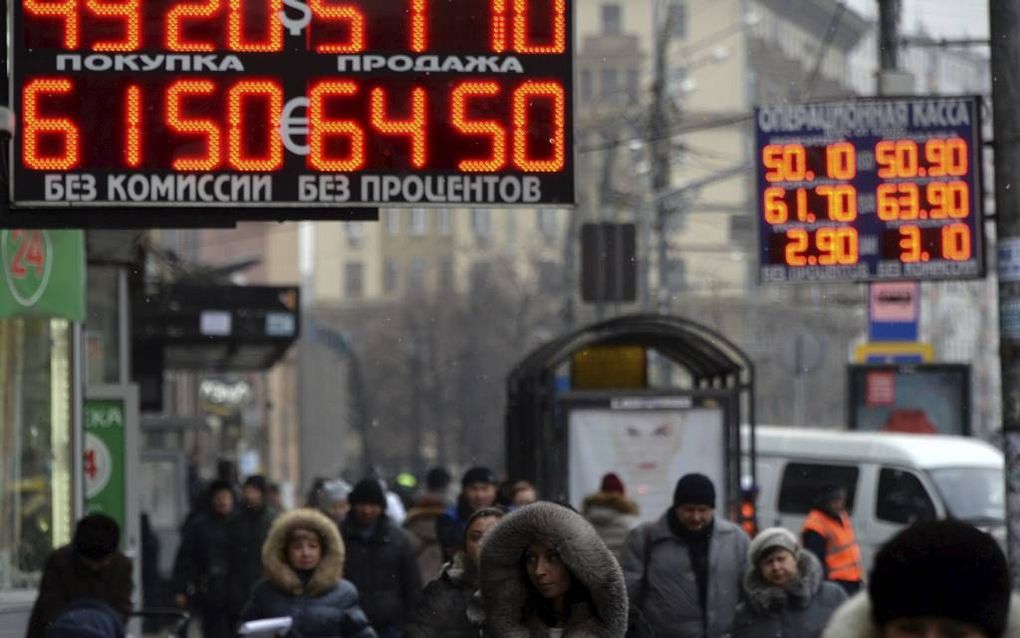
[
  {"xmin": 435, "ymin": 467, "xmax": 499, "ymax": 562},
  {"xmin": 225, "ymin": 475, "xmax": 278, "ymax": 630},
  {"xmin": 342, "ymin": 479, "xmax": 422, "ymax": 638},
  {"xmin": 173, "ymin": 479, "xmax": 236, "ymax": 638}
]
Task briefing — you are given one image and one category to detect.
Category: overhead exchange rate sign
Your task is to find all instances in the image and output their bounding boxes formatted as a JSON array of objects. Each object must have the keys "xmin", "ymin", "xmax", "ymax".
[
  {"xmin": 11, "ymin": 0, "xmax": 573, "ymax": 210},
  {"xmin": 755, "ymin": 96, "xmax": 984, "ymax": 283}
]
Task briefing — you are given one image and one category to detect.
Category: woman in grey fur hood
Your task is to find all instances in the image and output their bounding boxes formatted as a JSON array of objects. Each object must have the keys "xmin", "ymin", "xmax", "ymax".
[
  {"xmin": 731, "ymin": 527, "xmax": 846, "ymax": 638},
  {"xmin": 822, "ymin": 520, "xmax": 1020, "ymax": 638},
  {"xmin": 240, "ymin": 508, "xmax": 376, "ymax": 638},
  {"xmin": 478, "ymin": 502, "xmax": 628, "ymax": 637}
]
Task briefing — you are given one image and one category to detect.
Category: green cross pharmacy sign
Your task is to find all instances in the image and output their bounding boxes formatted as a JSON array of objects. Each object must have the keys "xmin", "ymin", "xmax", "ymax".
[{"xmin": 0, "ymin": 229, "xmax": 84, "ymax": 322}]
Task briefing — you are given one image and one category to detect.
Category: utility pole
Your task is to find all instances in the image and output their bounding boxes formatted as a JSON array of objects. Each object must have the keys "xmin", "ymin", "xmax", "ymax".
[
  {"xmin": 990, "ymin": 0, "xmax": 1020, "ymax": 587},
  {"xmin": 878, "ymin": 0, "xmax": 900, "ymax": 76},
  {"xmin": 645, "ymin": 1, "xmax": 674, "ymax": 313}
]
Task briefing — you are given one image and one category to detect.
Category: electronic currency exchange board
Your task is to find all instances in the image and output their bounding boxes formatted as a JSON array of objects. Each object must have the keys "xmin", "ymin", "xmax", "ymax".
[
  {"xmin": 10, "ymin": 0, "xmax": 573, "ymax": 211},
  {"xmin": 755, "ymin": 97, "xmax": 984, "ymax": 283}
]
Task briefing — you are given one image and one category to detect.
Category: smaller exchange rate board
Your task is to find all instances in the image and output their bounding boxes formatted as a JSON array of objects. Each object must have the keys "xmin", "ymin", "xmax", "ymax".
[{"xmin": 755, "ymin": 96, "xmax": 984, "ymax": 283}]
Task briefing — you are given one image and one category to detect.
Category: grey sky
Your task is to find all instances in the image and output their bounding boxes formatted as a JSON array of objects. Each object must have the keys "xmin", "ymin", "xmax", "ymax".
[{"xmin": 844, "ymin": 0, "xmax": 989, "ymax": 39}]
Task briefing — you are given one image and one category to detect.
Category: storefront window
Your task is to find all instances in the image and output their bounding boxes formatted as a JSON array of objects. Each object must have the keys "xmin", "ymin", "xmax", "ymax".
[
  {"xmin": 85, "ymin": 266, "xmax": 121, "ymax": 385},
  {"xmin": 0, "ymin": 318, "xmax": 74, "ymax": 591}
]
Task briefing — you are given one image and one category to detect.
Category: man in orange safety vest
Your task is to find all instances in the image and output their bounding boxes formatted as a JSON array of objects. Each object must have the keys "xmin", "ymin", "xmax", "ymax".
[{"xmin": 801, "ymin": 484, "xmax": 863, "ymax": 596}]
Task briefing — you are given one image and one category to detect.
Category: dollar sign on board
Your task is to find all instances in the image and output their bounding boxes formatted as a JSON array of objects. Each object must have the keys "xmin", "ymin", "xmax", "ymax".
[{"xmin": 279, "ymin": 0, "xmax": 312, "ymax": 36}]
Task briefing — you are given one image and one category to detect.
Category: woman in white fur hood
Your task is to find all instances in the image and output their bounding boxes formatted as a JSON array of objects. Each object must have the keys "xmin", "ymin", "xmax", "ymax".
[{"xmin": 822, "ymin": 519, "xmax": 1020, "ymax": 638}]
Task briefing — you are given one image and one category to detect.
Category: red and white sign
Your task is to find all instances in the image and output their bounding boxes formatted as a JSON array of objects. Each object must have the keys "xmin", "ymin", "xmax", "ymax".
[
  {"xmin": 869, "ymin": 282, "xmax": 920, "ymax": 323},
  {"xmin": 866, "ymin": 371, "xmax": 897, "ymax": 406}
]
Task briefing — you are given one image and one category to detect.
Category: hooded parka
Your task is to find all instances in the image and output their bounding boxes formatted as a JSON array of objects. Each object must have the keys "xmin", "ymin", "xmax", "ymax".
[
  {"xmin": 581, "ymin": 492, "xmax": 639, "ymax": 563},
  {"xmin": 622, "ymin": 511, "xmax": 749, "ymax": 638},
  {"xmin": 479, "ymin": 502, "xmax": 629, "ymax": 638},
  {"xmin": 240, "ymin": 508, "xmax": 376, "ymax": 638},
  {"xmin": 408, "ymin": 552, "xmax": 485, "ymax": 638},
  {"xmin": 731, "ymin": 550, "xmax": 846, "ymax": 638},
  {"xmin": 405, "ymin": 495, "xmax": 448, "ymax": 586}
]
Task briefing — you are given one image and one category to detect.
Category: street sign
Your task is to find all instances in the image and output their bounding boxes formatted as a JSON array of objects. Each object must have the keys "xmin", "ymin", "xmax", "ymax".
[
  {"xmin": 755, "ymin": 96, "xmax": 985, "ymax": 283},
  {"xmin": 84, "ymin": 399, "xmax": 126, "ymax": 531},
  {"xmin": 9, "ymin": 0, "xmax": 574, "ymax": 220},
  {"xmin": 868, "ymin": 282, "xmax": 919, "ymax": 341},
  {"xmin": 0, "ymin": 229, "xmax": 84, "ymax": 321},
  {"xmin": 854, "ymin": 341, "xmax": 933, "ymax": 364}
]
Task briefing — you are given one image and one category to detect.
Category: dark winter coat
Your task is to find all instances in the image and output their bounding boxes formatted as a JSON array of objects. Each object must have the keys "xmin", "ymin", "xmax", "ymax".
[
  {"xmin": 172, "ymin": 510, "xmax": 232, "ymax": 607},
  {"xmin": 405, "ymin": 496, "xmax": 447, "ymax": 586},
  {"xmin": 408, "ymin": 552, "xmax": 484, "ymax": 638},
  {"xmin": 26, "ymin": 546, "xmax": 134, "ymax": 638},
  {"xmin": 226, "ymin": 504, "xmax": 278, "ymax": 616},
  {"xmin": 479, "ymin": 502, "xmax": 629, "ymax": 637},
  {"xmin": 241, "ymin": 508, "xmax": 376, "ymax": 638},
  {"xmin": 822, "ymin": 592, "xmax": 1020, "ymax": 638},
  {"xmin": 581, "ymin": 492, "xmax": 639, "ymax": 563},
  {"xmin": 342, "ymin": 515, "xmax": 423, "ymax": 631},
  {"xmin": 622, "ymin": 512, "xmax": 750, "ymax": 638},
  {"xmin": 437, "ymin": 500, "xmax": 473, "ymax": 562},
  {"xmin": 731, "ymin": 551, "xmax": 846, "ymax": 638}
]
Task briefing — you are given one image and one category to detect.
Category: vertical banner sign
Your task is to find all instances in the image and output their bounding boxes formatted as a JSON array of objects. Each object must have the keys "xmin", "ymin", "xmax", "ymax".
[
  {"xmin": 84, "ymin": 399, "xmax": 126, "ymax": 540},
  {"xmin": 0, "ymin": 229, "xmax": 85, "ymax": 321}
]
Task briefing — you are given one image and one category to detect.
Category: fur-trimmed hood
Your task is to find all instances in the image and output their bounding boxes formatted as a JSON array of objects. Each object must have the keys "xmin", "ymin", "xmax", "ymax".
[
  {"xmin": 822, "ymin": 592, "xmax": 1020, "ymax": 638},
  {"xmin": 743, "ymin": 550, "xmax": 824, "ymax": 614},
  {"xmin": 479, "ymin": 502, "xmax": 628, "ymax": 637},
  {"xmin": 262, "ymin": 508, "xmax": 345, "ymax": 597},
  {"xmin": 581, "ymin": 492, "xmax": 639, "ymax": 517}
]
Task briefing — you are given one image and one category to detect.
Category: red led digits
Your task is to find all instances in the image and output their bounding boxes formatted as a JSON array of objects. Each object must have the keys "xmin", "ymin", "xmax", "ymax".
[
  {"xmin": 927, "ymin": 181, "xmax": 970, "ymax": 219},
  {"xmin": 816, "ymin": 228, "xmax": 858, "ymax": 265},
  {"xmin": 943, "ymin": 224, "xmax": 972, "ymax": 261},
  {"xmin": 167, "ymin": 0, "xmax": 221, "ymax": 51},
  {"xmin": 125, "ymin": 85, "xmax": 142, "ymax": 167},
  {"xmin": 512, "ymin": 81, "xmax": 565, "ymax": 172},
  {"xmin": 825, "ymin": 142, "xmax": 855, "ymax": 180},
  {"xmin": 84, "ymin": 0, "xmax": 141, "ymax": 51},
  {"xmin": 310, "ymin": 1, "xmax": 366, "ymax": 53},
  {"xmin": 512, "ymin": 0, "xmax": 566, "ymax": 54},
  {"xmin": 925, "ymin": 138, "xmax": 968, "ymax": 177},
  {"xmin": 762, "ymin": 144, "xmax": 807, "ymax": 182},
  {"xmin": 24, "ymin": 0, "xmax": 79, "ymax": 49},
  {"xmin": 491, "ymin": 0, "xmax": 509, "ymax": 52},
  {"xmin": 899, "ymin": 226, "xmax": 922, "ymax": 263},
  {"xmin": 876, "ymin": 139, "xmax": 920, "ymax": 179},
  {"xmin": 228, "ymin": 0, "xmax": 283, "ymax": 52},
  {"xmin": 308, "ymin": 80, "xmax": 365, "ymax": 172},
  {"xmin": 410, "ymin": 0, "xmax": 428, "ymax": 52},
  {"xmin": 166, "ymin": 79, "xmax": 222, "ymax": 171},
  {"xmin": 370, "ymin": 88, "xmax": 427, "ymax": 169},
  {"xmin": 763, "ymin": 187, "xmax": 788, "ymax": 224},
  {"xmin": 785, "ymin": 229, "xmax": 809, "ymax": 266},
  {"xmin": 815, "ymin": 184, "xmax": 857, "ymax": 222},
  {"xmin": 451, "ymin": 81, "xmax": 507, "ymax": 172},
  {"xmin": 228, "ymin": 80, "xmax": 284, "ymax": 171},
  {"xmin": 23, "ymin": 78, "xmax": 80, "ymax": 171}
]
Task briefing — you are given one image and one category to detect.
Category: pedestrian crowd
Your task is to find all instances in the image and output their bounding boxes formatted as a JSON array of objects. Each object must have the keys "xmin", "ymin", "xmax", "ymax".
[{"xmin": 25, "ymin": 466, "xmax": 1020, "ymax": 638}]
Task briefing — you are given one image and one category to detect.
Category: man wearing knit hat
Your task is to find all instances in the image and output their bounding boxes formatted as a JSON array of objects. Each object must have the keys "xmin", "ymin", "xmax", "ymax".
[
  {"xmin": 436, "ymin": 466, "xmax": 500, "ymax": 561},
  {"xmin": 623, "ymin": 473, "xmax": 750, "ymax": 638},
  {"xmin": 342, "ymin": 478, "xmax": 422, "ymax": 638},
  {"xmin": 823, "ymin": 519, "xmax": 1019, "ymax": 638}
]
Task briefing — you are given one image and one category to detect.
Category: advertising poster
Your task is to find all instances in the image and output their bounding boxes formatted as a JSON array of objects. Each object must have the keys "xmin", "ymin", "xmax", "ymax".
[
  {"xmin": 83, "ymin": 398, "xmax": 126, "ymax": 542},
  {"xmin": 568, "ymin": 408, "xmax": 726, "ymax": 521}
]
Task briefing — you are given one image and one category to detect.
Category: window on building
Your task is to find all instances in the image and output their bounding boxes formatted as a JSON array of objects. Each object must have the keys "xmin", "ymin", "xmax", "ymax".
[
  {"xmin": 410, "ymin": 208, "xmax": 429, "ymax": 236},
  {"xmin": 626, "ymin": 69, "xmax": 641, "ymax": 103},
  {"xmin": 580, "ymin": 69, "xmax": 594, "ymax": 101},
  {"xmin": 470, "ymin": 261, "xmax": 492, "ymax": 291},
  {"xmin": 384, "ymin": 258, "xmax": 399, "ymax": 293},
  {"xmin": 600, "ymin": 68, "xmax": 619, "ymax": 99},
  {"xmin": 537, "ymin": 209, "xmax": 558, "ymax": 240},
  {"xmin": 666, "ymin": 2, "xmax": 686, "ymax": 40},
  {"xmin": 471, "ymin": 209, "xmax": 492, "ymax": 238},
  {"xmin": 778, "ymin": 462, "xmax": 859, "ymax": 515},
  {"xmin": 385, "ymin": 210, "xmax": 401, "ymax": 236},
  {"xmin": 439, "ymin": 257, "xmax": 455, "ymax": 290},
  {"xmin": 344, "ymin": 262, "xmax": 364, "ymax": 298},
  {"xmin": 408, "ymin": 257, "xmax": 428, "ymax": 292},
  {"xmin": 877, "ymin": 468, "xmax": 936, "ymax": 524},
  {"xmin": 437, "ymin": 209, "xmax": 452, "ymax": 235},
  {"xmin": 601, "ymin": 3, "xmax": 621, "ymax": 35},
  {"xmin": 346, "ymin": 222, "xmax": 365, "ymax": 248}
]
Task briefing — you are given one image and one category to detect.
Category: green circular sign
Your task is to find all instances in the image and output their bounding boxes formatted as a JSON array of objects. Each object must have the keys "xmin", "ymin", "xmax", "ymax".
[{"xmin": 1, "ymin": 230, "xmax": 53, "ymax": 308}]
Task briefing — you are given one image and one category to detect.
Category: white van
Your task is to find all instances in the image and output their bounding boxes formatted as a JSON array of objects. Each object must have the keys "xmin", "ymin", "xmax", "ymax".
[{"xmin": 742, "ymin": 426, "xmax": 1005, "ymax": 570}]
